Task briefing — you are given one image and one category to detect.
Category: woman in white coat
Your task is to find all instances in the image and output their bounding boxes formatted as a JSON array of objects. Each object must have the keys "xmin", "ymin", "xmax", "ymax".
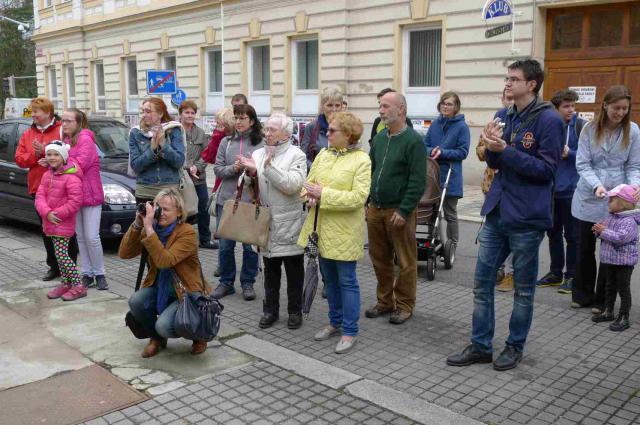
[{"xmin": 239, "ymin": 113, "xmax": 308, "ymax": 330}]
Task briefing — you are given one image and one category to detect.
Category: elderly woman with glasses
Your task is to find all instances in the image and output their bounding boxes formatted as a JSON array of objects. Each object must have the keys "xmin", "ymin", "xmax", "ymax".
[
  {"xmin": 238, "ymin": 113, "xmax": 307, "ymax": 330},
  {"xmin": 423, "ymin": 91, "xmax": 470, "ymax": 246},
  {"xmin": 298, "ymin": 111, "xmax": 371, "ymax": 354},
  {"xmin": 213, "ymin": 104, "xmax": 265, "ymax": 301}
]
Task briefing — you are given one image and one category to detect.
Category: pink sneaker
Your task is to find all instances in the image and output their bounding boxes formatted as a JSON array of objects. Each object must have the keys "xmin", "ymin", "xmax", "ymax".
[
  {"xmin": 47, "ymin": 284, "xmax": 70, "ymax": 299},
  {"xmin": 62, "ymin": 285, "xmax": 87, "ymax": 301}
]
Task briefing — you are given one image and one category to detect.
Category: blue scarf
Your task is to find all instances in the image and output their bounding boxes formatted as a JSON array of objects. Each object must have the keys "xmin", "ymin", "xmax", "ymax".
[
  {"xmin": 154, "ymin": 221, "xmax": 177, "ymax": 314},
  {"xmin": 318, "ymin": 113, "xmax": 329, "ymax": 135}
]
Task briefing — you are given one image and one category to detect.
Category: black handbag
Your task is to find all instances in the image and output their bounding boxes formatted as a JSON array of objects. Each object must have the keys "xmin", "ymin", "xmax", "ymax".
[
  {"xmin": 172, "ymin": 269, "xmax": 224, "ymax": 342},
  {"xmin": 125, "ymin": 248, "xmax": 152, "ymax": 339}
]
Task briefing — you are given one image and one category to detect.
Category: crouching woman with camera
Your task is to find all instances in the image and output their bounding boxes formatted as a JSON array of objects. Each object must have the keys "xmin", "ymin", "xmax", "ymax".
[{"xmin": 119, "ymin": 188, "xmax": 211, "ymax": 358}]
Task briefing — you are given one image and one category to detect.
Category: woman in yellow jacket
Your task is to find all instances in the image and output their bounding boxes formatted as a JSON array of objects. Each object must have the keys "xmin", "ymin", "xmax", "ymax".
[{"xmin": 298, "ymin": 111, "xmax": 371, "ymax": 354}]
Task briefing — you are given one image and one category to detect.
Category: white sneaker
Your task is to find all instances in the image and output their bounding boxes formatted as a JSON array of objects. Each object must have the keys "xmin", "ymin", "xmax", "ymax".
[
  {"xmin": 335, "ymin": 337, "xmax": 357, "ymax": 354},
  {"xmin": 314, "ymin": 326, "xmax": 340, "ymax": 341}
]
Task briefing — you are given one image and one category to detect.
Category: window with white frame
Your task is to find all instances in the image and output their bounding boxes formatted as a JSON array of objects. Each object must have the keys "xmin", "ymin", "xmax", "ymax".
[
  {"xmin": 160, "ymin": 52, "xmax": 177, "ymax": 113},
  {"xmin": 403, "ymin": 26, "xmax": 442, "ymax": 117},
  {"xmin": 248, "ymin": 43, "xmax": 270, "ymax": 116},
  {"xmin": 291, "ymin": 38, "xmax": 319, "ymax": 115},
  {"xmin": 205, "ymin": 48, "xmax": 223, "ymax": 113},
  {"xmin": 64, "ymin": 64, "xmax": 76, "ymax": 108},
  {"xmin": 124, "ymin": 58, "xmax": 139, "ymax": 113},
  {"xmin": 93, "ymin": 61, "xmax": 106, "ymax": 112},
  {"xmin": 46, "ymin": 66, "xmax": 60, "ymax": 109}
]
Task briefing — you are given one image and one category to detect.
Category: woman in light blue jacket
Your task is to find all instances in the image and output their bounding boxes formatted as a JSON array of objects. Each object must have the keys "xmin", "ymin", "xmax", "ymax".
[{"xmin": 571, "ymin": 86, "xmax": 640, "ymax": 312}]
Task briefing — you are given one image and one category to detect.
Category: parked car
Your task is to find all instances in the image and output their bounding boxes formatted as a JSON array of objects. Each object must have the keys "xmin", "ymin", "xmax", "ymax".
[{"xmin": 0, "ymin": 116, "xmax": 137, "ymax": 239}]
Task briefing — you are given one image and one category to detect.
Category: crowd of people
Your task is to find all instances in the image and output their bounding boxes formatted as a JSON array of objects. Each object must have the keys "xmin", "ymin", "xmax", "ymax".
[{"xmin": 15, "ymin": 57, "xmax": 639, "ymax": 366}]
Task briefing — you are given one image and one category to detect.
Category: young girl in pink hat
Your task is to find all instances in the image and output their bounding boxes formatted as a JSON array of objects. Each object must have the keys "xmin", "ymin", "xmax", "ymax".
[{"xmin": 591, "ymin": 184, "xmax": 640, "ymax": 331}]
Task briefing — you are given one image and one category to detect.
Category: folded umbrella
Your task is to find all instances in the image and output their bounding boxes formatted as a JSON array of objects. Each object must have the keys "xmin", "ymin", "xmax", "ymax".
[{"xmin": 301, "ymin": 206, "xmax": 320, "ymax": 318}]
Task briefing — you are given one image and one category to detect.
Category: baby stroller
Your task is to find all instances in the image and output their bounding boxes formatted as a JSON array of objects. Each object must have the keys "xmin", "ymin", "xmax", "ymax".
[{"xmin": 416, "ymin": 157, "xmax": 455, "ymax": 281}]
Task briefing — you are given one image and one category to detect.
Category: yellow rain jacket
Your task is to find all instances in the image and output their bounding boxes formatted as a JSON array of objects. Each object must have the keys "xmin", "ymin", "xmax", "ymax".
[{"xmin": 297, "ymin": 146, "xmax": 371, "ymax": 261}]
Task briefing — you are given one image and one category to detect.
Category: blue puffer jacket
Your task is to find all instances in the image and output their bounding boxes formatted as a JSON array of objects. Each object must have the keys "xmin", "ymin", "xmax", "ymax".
[
  {"xmin": 482, "ymin": 97, "xmax": 564, "ymax": 230},
  {"xmin": 129, "ymin": 125, "xmax": 185, "ymax": 185},
  {"xmin": 554, "ymin": 113, "xmax": 585, "ymax": 199},
  {"xmin": 423, "ymin": 114, "xmax": 470, "ymax": 198}
]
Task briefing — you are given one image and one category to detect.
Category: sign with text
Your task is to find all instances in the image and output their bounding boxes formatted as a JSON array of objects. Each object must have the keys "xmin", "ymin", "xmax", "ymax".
[
  {"xmin": 578, "ymin": 111, "xmax": 595, "ymax": 121},
  {"xmin": 146, "ymin": 70, "xmax": 177, "ymax": 95},
  {"xmin": 482, "ymin": 0, "xmax": 512, "ymax": 20},
  {"xmin": 569, "ymin": 86, "xmax": 597, "ymax": 103},
  {"xmin": 485, "ymin": 23, "xmax": 512, "ymax": 38}
]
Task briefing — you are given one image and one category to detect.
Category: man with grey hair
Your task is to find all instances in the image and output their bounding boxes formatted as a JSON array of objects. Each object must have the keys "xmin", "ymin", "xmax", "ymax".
[
  {"xmin": 365, "ymin": 91, "xmax": 426, "ymax": 324},
  {"xmin": 238, "ymin": 112, "xmax": 307, "ymax": 329}
]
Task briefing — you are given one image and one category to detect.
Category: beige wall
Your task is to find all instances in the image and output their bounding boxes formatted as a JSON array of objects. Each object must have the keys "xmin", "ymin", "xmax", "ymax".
[{"xmin": 31, "ymin": 0, "xmax": 611, "ymax": 184}]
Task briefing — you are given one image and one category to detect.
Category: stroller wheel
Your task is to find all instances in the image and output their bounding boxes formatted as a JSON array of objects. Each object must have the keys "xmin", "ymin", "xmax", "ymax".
[
  {"xmin": 426, "ymin": 257, "xmax": 436, "ymax": 281},
  {"xmin": 444, "ymin": 240, "xmax": 456, "ymax": 270}
]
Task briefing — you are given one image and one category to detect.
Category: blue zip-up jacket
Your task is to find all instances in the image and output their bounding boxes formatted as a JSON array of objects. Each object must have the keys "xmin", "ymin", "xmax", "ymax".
[
  {"xmin": 423, "ymin": 114, "xmax": 470, "ymax": 198},
  {"xmin": 482, "ymin": 96, "xmax": 564, "ymax": 230},
  {"xmin": 129, "ymin": 126, "xmax": 185, "ymax": 185},
  {"xmin": 554, "ymin": 113, "xmax": 585, "ymax": 199}
]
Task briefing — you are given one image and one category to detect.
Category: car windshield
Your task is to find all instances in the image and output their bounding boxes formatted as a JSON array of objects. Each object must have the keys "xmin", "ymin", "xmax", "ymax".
[{"xmin": 88, "ymin": 121, "xmax": 130, "ymax": 158}]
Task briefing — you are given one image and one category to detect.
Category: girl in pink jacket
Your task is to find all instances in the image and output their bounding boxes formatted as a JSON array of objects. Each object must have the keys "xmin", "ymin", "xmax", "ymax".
[
  {"xmin": 63, "ymin": 109, "xmax": 107, "ymax": 290},
  {"xmin": 35, "ymin": 142, "xmax": 86, "ymax": 301}
]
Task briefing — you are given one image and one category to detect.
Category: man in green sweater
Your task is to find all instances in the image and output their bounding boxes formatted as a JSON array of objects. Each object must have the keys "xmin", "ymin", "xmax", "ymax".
[{"xmin": 365, "ymin": 91, "xmax": 426, "ymax": 324}]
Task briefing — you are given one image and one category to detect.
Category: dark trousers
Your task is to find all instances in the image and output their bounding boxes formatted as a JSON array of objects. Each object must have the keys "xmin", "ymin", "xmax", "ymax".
[
  {"xmin": 547, "ymin": 197, "xmax": 577, "ymax": 278},
  {"xmin": 194, "ymin": 183, "xmax": 212, "ymax": 244},
  {"xmin": 603, "ymin": 264, "xmax": 633, "ymax": 315},
  {"xmin": 262, "ymin": 254, "xmax": 304, "ymax": 316},
  {"xmin": 572, "ymin": 219, "xmax": 607, "ymax": 307},
  {"xmin": 34, "ymin": 195, "xmax": 78, "ymax": 272}
]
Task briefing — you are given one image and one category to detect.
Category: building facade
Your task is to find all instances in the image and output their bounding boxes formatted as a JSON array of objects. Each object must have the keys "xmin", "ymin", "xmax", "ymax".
[{"xmin": 31, "ymin": 0, "xmax": 640, "ymax": 182}]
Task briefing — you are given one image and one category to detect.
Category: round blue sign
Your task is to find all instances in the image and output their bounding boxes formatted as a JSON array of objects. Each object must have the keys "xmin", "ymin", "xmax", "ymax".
[{"xmin": 171, "ymin": 89, "xmax": 187, "ymax": 107}]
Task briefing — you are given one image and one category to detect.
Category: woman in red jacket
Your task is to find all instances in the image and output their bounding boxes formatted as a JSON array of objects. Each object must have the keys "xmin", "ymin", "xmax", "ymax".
[{"xmin": 15, "ymin": 97, "xmax": 78, "ymax": 281}]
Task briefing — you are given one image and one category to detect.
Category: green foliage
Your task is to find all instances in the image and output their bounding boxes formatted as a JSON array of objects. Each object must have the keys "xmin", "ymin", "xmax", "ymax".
[{"xmin": 0, "ymin": 0, "xmax": 36, "ymax": 112}]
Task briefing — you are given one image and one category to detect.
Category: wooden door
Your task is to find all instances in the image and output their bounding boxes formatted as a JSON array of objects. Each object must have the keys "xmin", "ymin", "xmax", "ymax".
[{"xmin": 544, "ymin": 2, "xmax": 640, "ymax": 123}]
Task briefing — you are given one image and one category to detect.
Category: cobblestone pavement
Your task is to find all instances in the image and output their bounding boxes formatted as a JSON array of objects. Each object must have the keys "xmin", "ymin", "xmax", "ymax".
[
  {"xmin": 84, "ymin": 362, "xmax": 418, "ymax": 425},
  {"xmin": 2, "ymin": 214, "xmax": 640, "ymax": 425}
]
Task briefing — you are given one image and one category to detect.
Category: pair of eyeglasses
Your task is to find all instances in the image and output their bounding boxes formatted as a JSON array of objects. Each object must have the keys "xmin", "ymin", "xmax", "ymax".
[
  {"xmin": 327, "ymin": 128, "xmax": 341, "ymax": 135},
  {"xmin": 235, "ymin": 116, "xmax": 249, "ymax": 121},
  {"xmin": 504, "ymin": 77, "xmax": 526, "ymax": 84}
]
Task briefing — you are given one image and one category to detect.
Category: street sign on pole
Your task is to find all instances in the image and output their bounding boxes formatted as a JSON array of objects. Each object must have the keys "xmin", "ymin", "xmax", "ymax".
[
  {"xmin": 171, "ymin": 89, "xmax": 187, "ymax": 107},
  {"xmin": 485, "ymin": 23, "xmax": 513, "ymax": 38},
  {"xmin": 146, "ymin": 70, "xmax": 177, "ymax": 95}
]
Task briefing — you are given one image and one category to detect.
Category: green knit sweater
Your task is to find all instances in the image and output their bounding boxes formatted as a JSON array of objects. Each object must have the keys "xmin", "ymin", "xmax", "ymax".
[{"xmin": 369, "ymin": 127, "xmax": 426, "ymax": 218}]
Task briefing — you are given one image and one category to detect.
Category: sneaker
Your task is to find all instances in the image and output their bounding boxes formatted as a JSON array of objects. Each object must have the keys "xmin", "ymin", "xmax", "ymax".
[
  {"xmin": 95, "ymin": 275, "xmax": 108, "ymax": 291},
  {"xmin": 592, "ymin": 310, "xmax": 614, "ymax": 323},
  {"xmin": 314, "ymin": 326, "xmax": 340, "ymax": 341},
  {"xmin": 496, "ymin": 273, "xmax": 514, "ymax": 292},
  {"xmin": 446, "ymin": 344, "xmax": 493, "ymax": 367},
  {"xmin": 493, "ymin": 345, "xmax": 523, "ymax": 371},
  {"xmin": 81, "ymin": 275, "xmax": 95, "ymax": 288},
  {"xmin": 212, "ymin": 284, "xmax": 235, "ymax": 299},
  {"xmin": 242, "ymin": 287, "xmax": 256, "ymax": 301},
  {"xmin": 47, "ymin": 283, "xmax": 71, "ymax": 299},
  {"xmin": 335, "ymin": 336, "xmax": 357, "ymax": 354},
  {"xmin": 557, "ymin": 278, "xmax": 573, "ymax": 294},
  {"xmin": 62, "ymin": 285, "xmax": 87, "ymax": 301},
  {"xmin": 609, "ymin": 314, "xmax": 630, "ymax": 332},
  {"xmin": 364, "ymin": 305, "xmax": 394, "ymax": 318},
  {"xmin": 536, "ymin": 272, "xmax": 563, "ymax": 288}
]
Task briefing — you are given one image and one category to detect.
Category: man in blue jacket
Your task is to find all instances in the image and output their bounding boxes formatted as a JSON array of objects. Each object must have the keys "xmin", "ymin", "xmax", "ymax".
[
  {"xmin": 447, "ymin": 59, "xmax": 563, "ymax": 371},
  {"xmin": 536, "ymin": 89, "xmax": 586, "ymax": 293}
]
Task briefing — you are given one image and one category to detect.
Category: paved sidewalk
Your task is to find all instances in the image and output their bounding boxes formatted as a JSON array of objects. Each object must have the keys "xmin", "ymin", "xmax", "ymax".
[{"xmin": 2, "ymin": 199, "xmax": 640, "ymax": 424}]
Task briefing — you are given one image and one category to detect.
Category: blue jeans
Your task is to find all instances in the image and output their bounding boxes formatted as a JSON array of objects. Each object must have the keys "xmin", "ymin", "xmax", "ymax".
[
  {"xmin": 128, "ymin": 286, "xmax": 180, "ymax": 339},
  {"xmin": 216, "ymin": 204, "xmax": 259, "ymax": 289},
  {"xmin": 195, "ymin": 183, "xmax": 212, "ymax": 244},
  {"xmin": 547, "ymin": 197, "xmax": 577, "ymax": 279},
  {"xmin": 471, "ymin": 210, "xmax": 544, "ymax": 353},
  {"xmin": 319, "ymin": 257, "xmax": 360, "ymax": 337}
]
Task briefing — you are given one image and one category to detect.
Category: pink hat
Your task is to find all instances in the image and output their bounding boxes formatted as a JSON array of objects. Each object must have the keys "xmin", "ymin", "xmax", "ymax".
[{"xmin": 606, "ymin": 184, "xmax": 637, "ymax": 204}]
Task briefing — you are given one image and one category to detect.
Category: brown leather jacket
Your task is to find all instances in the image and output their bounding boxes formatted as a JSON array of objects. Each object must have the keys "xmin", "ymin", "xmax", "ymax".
[
  {"xmin": 119, "ymin": 222, "xmax": 210, "ymax": 297},
  {"xmin": 475, "ymin": 137, "xmax": 497, "ymax": 195}
]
